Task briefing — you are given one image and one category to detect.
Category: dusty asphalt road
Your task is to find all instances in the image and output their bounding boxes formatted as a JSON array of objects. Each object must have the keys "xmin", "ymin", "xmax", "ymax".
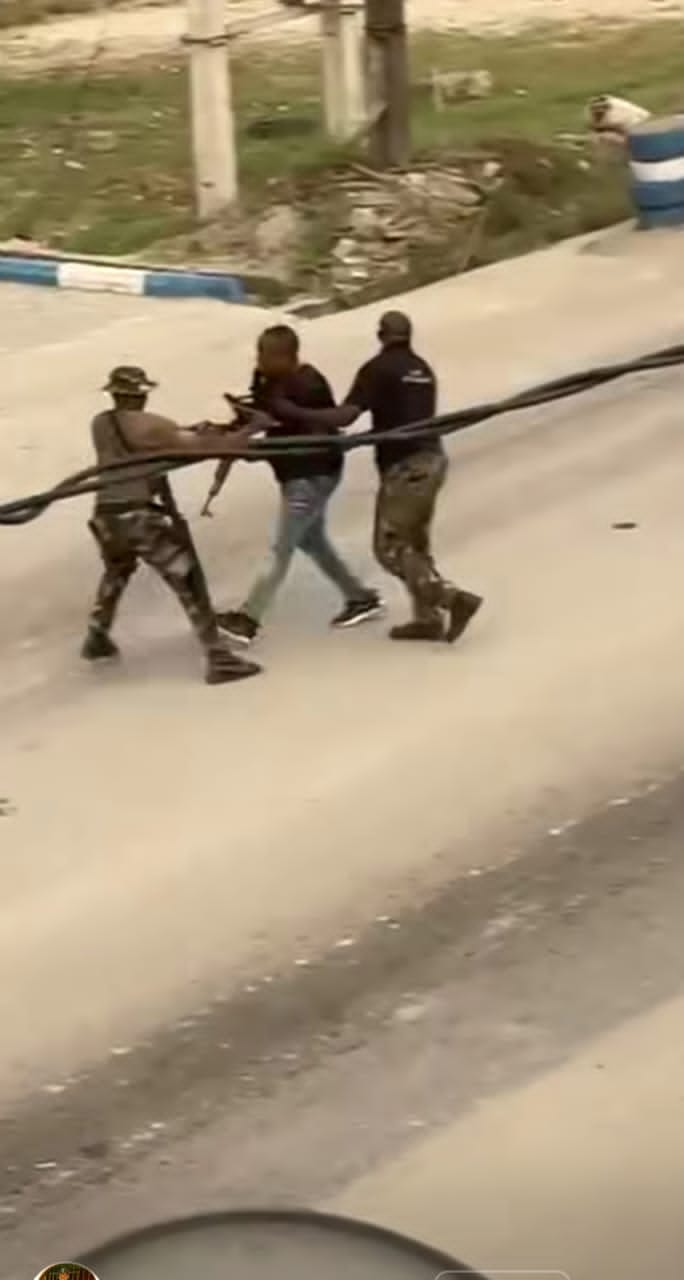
[{"xmin": 2, "ymin": 226, "xmax": 684, "ymax": 1277}]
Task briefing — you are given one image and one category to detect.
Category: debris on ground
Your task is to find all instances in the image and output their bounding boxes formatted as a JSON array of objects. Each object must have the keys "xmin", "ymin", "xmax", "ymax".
[
  {"xmin": 6, "ymin": 127, "xmax": 623, "ymax": 312},
  {"xmin": 0, "ymin": 234, "xmax": 49, "ymax": 253},
  {"xmin": 325, "ymin": 161, "xmax": 493, "ymax": 299},
  {"xmin": 140, "ymin": 155, "xmax": 501, "ymax": 303},
  {"xmin": 253, "ymin": 203, "xmax": 303, "ymax": 282},
  {"xmin": 587, "ymin": 94, "xmax": 651, "ymax": 143},
  {"xmin": 430, "ymin": 68, "xmax": 494, "ymax": 111}
]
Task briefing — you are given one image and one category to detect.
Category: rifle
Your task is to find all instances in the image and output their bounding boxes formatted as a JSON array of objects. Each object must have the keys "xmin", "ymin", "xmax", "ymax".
[{"xmin": 200, "ymin": 393, "xmax": 256, "ymax": 518}]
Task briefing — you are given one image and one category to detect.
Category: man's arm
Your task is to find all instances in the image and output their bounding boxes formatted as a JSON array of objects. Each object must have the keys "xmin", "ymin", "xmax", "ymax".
[
  {"xmin": 267, "ymin": 395, "xmax": 360, "ymax": 431},
  {"xmin": 268, "ymin": 362, "xmax": 375, "ymax": 431},
  {"xmin": 132, "ymin": 411, "xmax": 265, "ymax": 457}
]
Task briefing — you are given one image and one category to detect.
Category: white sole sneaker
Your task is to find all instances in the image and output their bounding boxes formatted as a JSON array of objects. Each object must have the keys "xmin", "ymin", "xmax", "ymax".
[
  {"xmin": 334, "ymin": 601, "xmax": 386, "ymax": 629},
  {"xmin": 218, "ymin": 624, "xmax": 255, "ymax": 647}
]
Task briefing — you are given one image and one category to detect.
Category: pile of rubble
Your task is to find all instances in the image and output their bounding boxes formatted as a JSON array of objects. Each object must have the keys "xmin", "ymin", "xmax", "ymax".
[{"xmin": 325, "ymin": 160, "xmax": 502, "ymax": 298}]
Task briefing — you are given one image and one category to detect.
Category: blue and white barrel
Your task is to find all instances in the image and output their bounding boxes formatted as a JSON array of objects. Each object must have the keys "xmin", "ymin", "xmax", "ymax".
[{"xmin": 628, "ymin": 114, "xmax": 684, "ymax": 229}]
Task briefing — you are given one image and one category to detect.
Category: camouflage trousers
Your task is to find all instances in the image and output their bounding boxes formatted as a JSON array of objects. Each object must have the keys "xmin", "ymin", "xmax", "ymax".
[
  {"xmin": 373, "ymin": 450, "xmax": 454, "ymax": 623},
  {"xmin": 87, "ymin": 507, "xmax": 220, "ymax": 653}
]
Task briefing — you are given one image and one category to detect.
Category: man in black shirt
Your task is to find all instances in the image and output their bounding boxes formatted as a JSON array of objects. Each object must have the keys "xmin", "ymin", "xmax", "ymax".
[
  {"xmin": 218, "ymin": 325, "xmax": 381, "ymax": 644},
  {"xmin": 281, "ymin": 312, "xmax": 482, "ymax": 642}
]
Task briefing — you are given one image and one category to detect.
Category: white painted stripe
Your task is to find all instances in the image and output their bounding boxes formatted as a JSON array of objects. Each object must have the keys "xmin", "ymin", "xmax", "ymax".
[
  {"xmin": 630, "ymin": 155, "xmax": 684, "ymax": 184},
  {"xmin": 57, "ymin": 261, "xmax": 146, "ymax": 295}
]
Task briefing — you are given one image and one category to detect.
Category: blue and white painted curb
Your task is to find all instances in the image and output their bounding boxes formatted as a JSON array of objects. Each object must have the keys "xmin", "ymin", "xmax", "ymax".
[
  {"xmin": 0, "ymin": 253, "xmax": 246, "ymax": 302},
  {"xmin": 628, "ymin": 114, "xmax": 684, "ymax": 230}
]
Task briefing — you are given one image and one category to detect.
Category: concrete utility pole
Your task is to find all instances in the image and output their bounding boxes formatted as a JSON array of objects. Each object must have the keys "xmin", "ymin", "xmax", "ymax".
[
  {"xmin": 364, "ymin": 0, "xmax": 410, "ymax": 169},
  {"xmin": 278, "ymin": 0, "xmax": 366, "ymax": 142},
  {"xmin": 185, "ymin": 0, "xmax": 238, "ymax": 219},
  {"xmin": 320, "ymin": 0, "xmax": 367, "ymax": 142}
]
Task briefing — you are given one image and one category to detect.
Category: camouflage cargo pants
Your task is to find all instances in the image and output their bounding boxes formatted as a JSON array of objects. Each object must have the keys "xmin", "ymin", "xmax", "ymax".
[
  {"xmin": 87, "ymin": 507, "xmax": 220, "ymax": 652},
  {"xmin": 373, "ymin": 449, "xmax": 454, "ymax": 623}
]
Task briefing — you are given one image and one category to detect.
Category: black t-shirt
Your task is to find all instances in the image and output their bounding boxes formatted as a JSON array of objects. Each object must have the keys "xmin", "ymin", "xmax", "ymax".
[
  {"xmin": 345, "ymin": 345, "xmax": 441, "ymax": 473},
  {"xmin": 251, "ymin": 363, "xmax": 343, "ymax": 485}
]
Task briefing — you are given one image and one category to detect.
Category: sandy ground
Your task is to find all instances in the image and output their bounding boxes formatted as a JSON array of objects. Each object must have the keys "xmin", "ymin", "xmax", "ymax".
[
  {"xmin": 5, "ymin": 764, "xmax": 684, "ymax": 1279},
  {"xmin": 1, "ymin": 0, "xmax": 683, "ymax": 71}
]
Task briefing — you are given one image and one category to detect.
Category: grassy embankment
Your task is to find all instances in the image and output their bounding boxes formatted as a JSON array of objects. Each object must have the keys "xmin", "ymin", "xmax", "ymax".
[{"xmin": 0, "ymin": 22, "xmax": 681, "ymax": 298}]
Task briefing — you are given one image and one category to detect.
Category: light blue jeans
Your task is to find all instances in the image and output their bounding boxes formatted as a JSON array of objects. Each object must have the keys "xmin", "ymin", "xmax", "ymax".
[{"xmin": 243, "ymin": 474, "xmax": 367, "ymax": 621}]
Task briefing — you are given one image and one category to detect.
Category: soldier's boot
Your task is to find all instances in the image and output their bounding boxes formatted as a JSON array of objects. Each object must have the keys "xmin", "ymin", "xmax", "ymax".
[
  {"xmin": 81, "ymin": 626, "xmax": 120, "ymax": 661},
  {"xmin": 444, "ymin": 589, "xmax": 483, "ymax": 644},
  {"xmin": 390, "ymin": 574, "xmax": 444, "ymax": 640},
  {"xmin": 390, "ymin": 618, "xmax": 444, "ymax": 642},
  {"xmin": 205, "ymin": 641, "xmax": 262, "ymax": 685}
]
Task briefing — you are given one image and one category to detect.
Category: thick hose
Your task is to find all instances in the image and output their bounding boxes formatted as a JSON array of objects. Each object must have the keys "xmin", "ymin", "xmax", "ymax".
[{"xmin": 1, "ymin": 340, "xmax": 683, "ymax": 527}]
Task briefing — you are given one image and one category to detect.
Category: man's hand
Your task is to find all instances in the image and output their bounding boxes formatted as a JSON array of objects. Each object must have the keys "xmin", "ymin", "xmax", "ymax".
[
  {"xmin": 197, "ymin": 411, "xmax": 273, "ymax": 440},
  {"xmin": 232, "ymin": 406, "xmax": 278, "ymax": 434},
  {"xmin": 198, "ymin": 419, "xmax": 241, "ymax": 433},
  {"xmin": 223, "ymin": 392, "xmax": 254, "ymax": 420},
  {"xmin": 223, "ymin": 393, "xmax": 276, "ymax": 431},
  {"xmin": 248, "ymin": 410, "xmax": 277, "ymax": 432},
  {"xmin": 191, "ymin": 419, "xmax": 229, "ymax": 435},
  {"xmin": 268, "ymin": 395, "xmax": 360, "ymax": 432}
]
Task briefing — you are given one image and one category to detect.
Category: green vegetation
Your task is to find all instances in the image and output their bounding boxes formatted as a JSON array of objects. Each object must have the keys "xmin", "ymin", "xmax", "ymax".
[{"xmin": 0, "ymin": 23, "xmax": 681, "ymax": 295}]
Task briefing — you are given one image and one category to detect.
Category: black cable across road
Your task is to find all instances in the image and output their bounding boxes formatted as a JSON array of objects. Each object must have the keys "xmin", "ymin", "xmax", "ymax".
[{"xmin": 1, "ymin": 340, "xmax": 683, "ymax": 527}]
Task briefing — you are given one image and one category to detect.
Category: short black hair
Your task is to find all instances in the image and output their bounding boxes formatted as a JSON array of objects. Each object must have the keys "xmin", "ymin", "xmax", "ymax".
[
  {"xmin": 259, "ymin": 324, "xmax": 299, "ymax": 355},
  {"xmin": 378, "ymin": 311, "xmax": 412, "ymax": 344}
]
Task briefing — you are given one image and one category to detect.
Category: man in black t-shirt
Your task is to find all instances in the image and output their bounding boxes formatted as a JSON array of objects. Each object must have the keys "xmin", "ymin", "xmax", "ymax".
[
  {"xmin": 279, "ymin": 312, "xmax": 482, "ymax": 642},
  {"xmin": 218, "ymin": 325, "xmax": 381, "ymax": 644}
]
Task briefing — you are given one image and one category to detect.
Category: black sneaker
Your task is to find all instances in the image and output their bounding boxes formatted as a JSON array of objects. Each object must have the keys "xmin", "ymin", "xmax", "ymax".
[
  {"xmin": 216, "ymin": 610, "xmax": 260, "ymax": 646},
  {"xmin": 331, "ymin": 593, "xmax": 384, "ymax": 629},
  {"xmin": 81, "ymin": 627, "xmax": 120, "ymax": 661},
  {"xmin": 445, "ymin": 590, "xmax": 483, "ymax": 644}
]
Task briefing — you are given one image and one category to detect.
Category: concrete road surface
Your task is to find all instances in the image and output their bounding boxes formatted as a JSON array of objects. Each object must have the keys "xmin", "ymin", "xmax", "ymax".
[
  {"xmin": 2, "ymin": 225, "xmax": 684, "ymax": 1277},
  {"xmin": 335, "ymin": 992, "xmax": 684, "ymax": 1280}
]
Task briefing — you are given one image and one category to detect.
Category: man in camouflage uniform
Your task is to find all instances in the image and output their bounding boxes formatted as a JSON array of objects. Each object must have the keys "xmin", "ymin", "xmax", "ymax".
[
  {"xmin": 268, "ymin": 313, "xmax": 483, "ymax": 641},
  {"xmin": 83, "ymin": 365, "xmax": 261, "ymax": 684}
]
